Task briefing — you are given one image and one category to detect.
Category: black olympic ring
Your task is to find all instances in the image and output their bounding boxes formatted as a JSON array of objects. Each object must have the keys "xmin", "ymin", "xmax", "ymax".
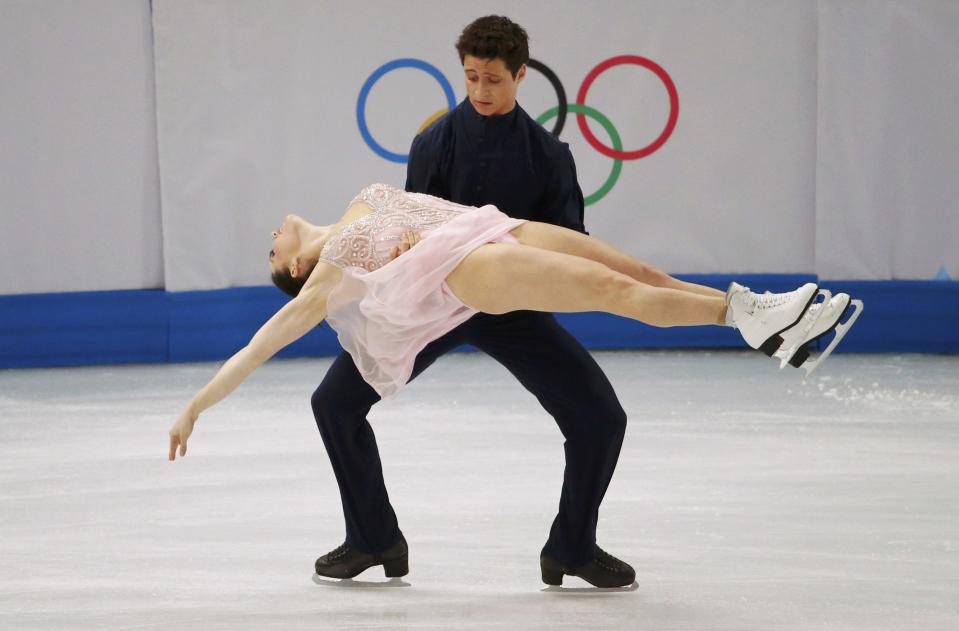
[{"xmin": 526, "ymin": 58, "xmax": 567, "ymax": 138}]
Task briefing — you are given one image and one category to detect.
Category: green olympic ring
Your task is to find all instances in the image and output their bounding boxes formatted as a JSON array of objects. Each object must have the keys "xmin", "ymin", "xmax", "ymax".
[{"xmin": 535, "ymin": 104, "xmax": 622, "ymax": 206}]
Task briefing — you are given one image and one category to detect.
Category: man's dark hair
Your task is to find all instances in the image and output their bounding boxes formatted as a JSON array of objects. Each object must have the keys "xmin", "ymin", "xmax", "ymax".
[{"xmin": 455, "ymin": 16, "xmax": 529, "ymax": 78}]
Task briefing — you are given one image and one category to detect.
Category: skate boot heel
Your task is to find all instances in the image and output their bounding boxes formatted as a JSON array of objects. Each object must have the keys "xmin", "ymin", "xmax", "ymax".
[
  {"xmin": 541, "ymin": 567, "xmax": 564, "ymax": 586},
  {"xmin": 383, "ymin": 554, "xmax": 409, "ymax": 577},
  {"xmin": 789, "ymin": 347, "xmax": 810, "ymax": 368},
  {"xmin": 759, "ymin": 334, "xmax": 784, "ymax": 357}
]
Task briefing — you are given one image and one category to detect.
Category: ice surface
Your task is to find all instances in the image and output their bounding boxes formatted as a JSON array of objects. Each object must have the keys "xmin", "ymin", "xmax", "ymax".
[{"xmin": 1, "ymin": 350, "xmax": 957, "ymax": 630}]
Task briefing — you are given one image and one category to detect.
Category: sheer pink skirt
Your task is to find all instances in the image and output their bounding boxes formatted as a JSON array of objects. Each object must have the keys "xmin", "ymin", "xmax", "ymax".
[{"xmin": 325, "ymin": 205, "xmax": 526, "ymax": 399}]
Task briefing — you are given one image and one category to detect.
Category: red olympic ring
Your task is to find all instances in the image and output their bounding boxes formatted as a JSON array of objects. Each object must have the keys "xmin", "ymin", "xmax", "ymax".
[{"xmin": 576, "ymin": 55, "xmax": 679, "ymax": 161}]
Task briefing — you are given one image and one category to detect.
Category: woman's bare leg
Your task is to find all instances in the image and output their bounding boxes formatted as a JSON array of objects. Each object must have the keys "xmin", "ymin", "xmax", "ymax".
[
  {"xmin": 509, "ymin": 222, "xmax": 725, "ymax": 299},
  {"xmin": 445, "ymin": 242, "xmax": 727, "ymax": 327}
]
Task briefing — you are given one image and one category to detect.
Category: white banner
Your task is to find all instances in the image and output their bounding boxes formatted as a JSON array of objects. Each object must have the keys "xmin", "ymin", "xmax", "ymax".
[
  {"xmin": 3, "ymin": 1, "xmax": 956, "ymax": 297},
  {"xmin": 0, "ymin": 0, "xmax": 161, "ymax": 295},
  {"xmin": 153, "ymin": 0, "xmax": 818, "ymax": 291},
  {"xmin": 816, "ymin": 0, "xmax": 959, "ymax": 280}
]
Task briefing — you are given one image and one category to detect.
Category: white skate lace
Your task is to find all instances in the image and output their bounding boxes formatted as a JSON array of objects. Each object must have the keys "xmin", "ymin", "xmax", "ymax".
[
  {"xmin": 763, "ymin": 290, "xmax": 823, "ymax": 321},
  {"xmin": 326, "ymin": 543, "xmax": 350, "ymax": 561},
  {"xmin": 740, "ymin": 288, "xmax": 801, "ymax": 314}
]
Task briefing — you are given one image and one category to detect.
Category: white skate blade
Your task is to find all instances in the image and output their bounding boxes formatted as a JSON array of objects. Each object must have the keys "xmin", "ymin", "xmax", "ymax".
[
  {"xmin": 776, "ymin": 290, "xmax": 831, "ymax": 369},
  {"xmin": 801, "ymin": 299, "xmax": 863, "ymax": 378}
]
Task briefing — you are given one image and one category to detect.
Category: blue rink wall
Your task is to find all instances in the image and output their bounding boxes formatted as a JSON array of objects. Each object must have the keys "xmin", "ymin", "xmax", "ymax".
[{"xmin": 1, "ymin": 275, "xmax": 957, "ymax": 369}]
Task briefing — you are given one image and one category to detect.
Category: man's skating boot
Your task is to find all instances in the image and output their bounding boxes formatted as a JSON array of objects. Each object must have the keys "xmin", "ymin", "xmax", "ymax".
[
  {"xmin": 314, "ymin": 534, "xmax": 408, "ymax": 580},
  {"xmin": 540, "ymin": 546, "xmax": 636, "ymax": 588}
]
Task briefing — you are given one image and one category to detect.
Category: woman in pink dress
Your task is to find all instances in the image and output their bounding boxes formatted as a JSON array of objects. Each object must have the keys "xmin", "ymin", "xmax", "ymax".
[{"xmin": 168, "ymin": 183, "xmax": 843, "ymax": 459}]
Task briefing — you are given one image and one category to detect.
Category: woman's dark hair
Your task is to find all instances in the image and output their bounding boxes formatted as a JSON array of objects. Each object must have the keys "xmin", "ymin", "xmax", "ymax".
[
  {"xmin": 271, "ymin": 257, "xmax": 317, "ymax": 298},
  {"xmin": 271, "ymin": 267, "xmax": 305, "ymax": 298},
  {"xmin": 455, "ymin": 16, "xmax": 529, "ymax": 78}
]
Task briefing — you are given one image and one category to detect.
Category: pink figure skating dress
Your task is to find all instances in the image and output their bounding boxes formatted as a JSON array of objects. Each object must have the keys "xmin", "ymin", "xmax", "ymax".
[{"xmin": 318, "ymin": 183, "xmax": 526, "ymax": 399}]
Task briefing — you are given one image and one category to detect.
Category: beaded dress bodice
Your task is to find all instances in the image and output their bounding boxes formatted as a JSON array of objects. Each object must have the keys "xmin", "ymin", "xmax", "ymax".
[{"xmin": 319, "ymin": 183, "xmax": 469, "ymax": 272}]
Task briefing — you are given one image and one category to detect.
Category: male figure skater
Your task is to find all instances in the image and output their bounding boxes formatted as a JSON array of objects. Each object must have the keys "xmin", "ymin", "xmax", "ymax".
[{"xmin": 312, "ymin": 15, "xmax": 635, "ymax": 588}]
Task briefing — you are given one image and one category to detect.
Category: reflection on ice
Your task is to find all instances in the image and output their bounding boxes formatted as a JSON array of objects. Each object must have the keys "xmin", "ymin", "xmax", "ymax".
[{"xmin": 311, "ymin": 574, "xmax": 411, "ymax": 588}]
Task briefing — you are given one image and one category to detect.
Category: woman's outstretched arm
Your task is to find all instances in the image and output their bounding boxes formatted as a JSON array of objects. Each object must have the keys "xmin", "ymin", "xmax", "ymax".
[{"xmin": 168, "ymin": 280, "xmax": 331, "ymax": 461}]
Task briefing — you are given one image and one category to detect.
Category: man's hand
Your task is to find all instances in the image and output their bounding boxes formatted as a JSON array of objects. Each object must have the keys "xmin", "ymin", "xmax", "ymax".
[
  {"xmin": 169, "ymin": 408, "xmax": 198, "ymax": 461},
  {"xmin": 389, "ymin": 231, "xmax": 422, "ymax": 260}
]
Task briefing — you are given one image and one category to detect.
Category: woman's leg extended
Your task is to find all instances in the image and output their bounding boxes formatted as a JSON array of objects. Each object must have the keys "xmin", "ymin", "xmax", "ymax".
[
  {"xmin": 509, "ymin": 222, "xmax": 724, "ymax": 299},
  {"xmin": 446, "ymin": 243, "xmax": 727, "ymax": 327}
]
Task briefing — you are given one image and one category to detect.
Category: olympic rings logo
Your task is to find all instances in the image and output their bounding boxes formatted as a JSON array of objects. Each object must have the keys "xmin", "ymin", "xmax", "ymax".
[{"xmin": 356, "ymin": 55, "xmax": 679, "ymax": 205}]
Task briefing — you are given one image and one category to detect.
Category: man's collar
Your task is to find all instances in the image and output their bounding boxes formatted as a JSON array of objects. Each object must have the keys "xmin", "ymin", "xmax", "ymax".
[{"xmin": 461, "ymin": 98, "xmax": 521, "ymax": 136}]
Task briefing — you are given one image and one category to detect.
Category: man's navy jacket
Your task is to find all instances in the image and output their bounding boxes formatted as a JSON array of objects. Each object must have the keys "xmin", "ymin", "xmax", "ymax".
[{"xmin": 405, "ymin": 98, "xmax": 587, "ymax": 234}]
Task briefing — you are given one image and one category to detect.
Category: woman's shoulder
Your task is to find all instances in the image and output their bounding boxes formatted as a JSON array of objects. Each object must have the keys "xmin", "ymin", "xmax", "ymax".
[
  {"xmin": 349, "ymin": 182, "xmax": 409, "ymax": 209},
  {"xmin": 358, "ymin": 182, "xmax": 404, "ymax": 195},
  {"xmin": 302, "ymin": 255, "xmax": 343, "ymax": 297}
]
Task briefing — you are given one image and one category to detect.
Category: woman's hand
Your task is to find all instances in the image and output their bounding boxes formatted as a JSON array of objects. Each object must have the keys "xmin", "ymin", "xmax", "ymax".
[
  {"xmin": 163, "ymin": 268, "xmax": 333, "ymax": 464},
  {"xmin": 169, "ymin": 408, "xmax": 198, "ymax": 461},
  {"xmin": 389, "ymin": 231, "xmax": 422, "ymax": 260}
]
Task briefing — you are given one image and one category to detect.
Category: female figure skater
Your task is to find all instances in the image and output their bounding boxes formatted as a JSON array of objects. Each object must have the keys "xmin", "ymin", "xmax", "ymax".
[{"xmin": 168, "ymin": 182, "xmax": 829, "ymax": 459}]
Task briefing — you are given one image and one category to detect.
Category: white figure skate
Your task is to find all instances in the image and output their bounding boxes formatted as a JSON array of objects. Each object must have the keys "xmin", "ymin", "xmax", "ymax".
[
  {"xmin": 775, "ymin": 292, "xmax": 863, "ymax": 377},
  {"xmin": 726, "ymin": 282, "xmax": 820, "ymax": 356}
]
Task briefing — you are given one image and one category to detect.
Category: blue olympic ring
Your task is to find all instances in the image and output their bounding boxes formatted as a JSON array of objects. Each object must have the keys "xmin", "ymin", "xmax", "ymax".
[{"xmin": 356, "ymin": 58, "xmax": 456, "ymax": 163}]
